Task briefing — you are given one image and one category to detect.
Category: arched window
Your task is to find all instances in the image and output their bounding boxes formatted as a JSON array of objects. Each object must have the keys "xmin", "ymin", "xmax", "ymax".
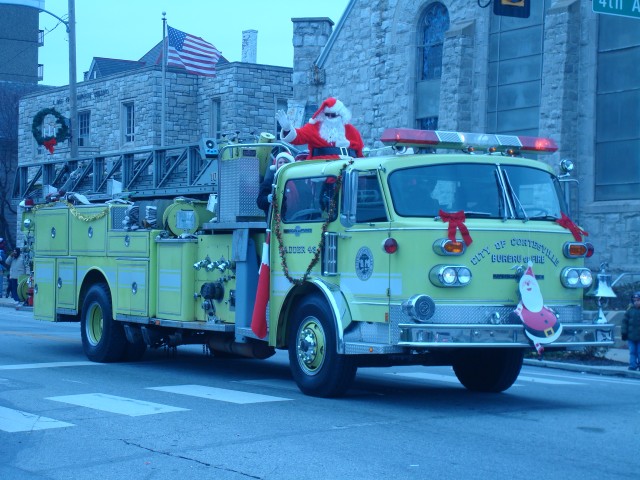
[
  {"xmin": 420, "ymin": 2, "xmax": 449, "ymax": 81},
  {"xmin": 416, "ymin": 2, "xmax": 450, "ymax": 130}
]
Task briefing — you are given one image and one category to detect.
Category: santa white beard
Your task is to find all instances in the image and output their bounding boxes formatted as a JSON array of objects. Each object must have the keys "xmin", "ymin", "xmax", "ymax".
[{"xmin": 319, "ymin": 116, "xmax": 350, "ymax": 147}]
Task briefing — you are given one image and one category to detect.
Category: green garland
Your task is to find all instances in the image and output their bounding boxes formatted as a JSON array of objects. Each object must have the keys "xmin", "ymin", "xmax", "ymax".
[
  {"xmin": 273, "ymin": 160, "xmax": 353, "ymax": 285},
  {"xmin": 31, "ymin": 108, "xmax": 69, "ymax": 146}
]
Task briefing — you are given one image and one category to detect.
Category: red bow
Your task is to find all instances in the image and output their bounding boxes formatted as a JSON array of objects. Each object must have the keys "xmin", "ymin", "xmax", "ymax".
[
  {"xmin": 439, "ymin": 210, "xmax": 473, "ymax": 246},
  {"xmin": 43, "ymin": 138, "xmax": 57, "ymax": 154},
  {"xmin": 556, "ymin": 212, "xmax": 588, "ymax": 241}
]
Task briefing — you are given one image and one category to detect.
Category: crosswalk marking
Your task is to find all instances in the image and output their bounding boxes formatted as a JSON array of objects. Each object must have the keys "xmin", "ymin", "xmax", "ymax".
[
  {"xmin": 147, "ymin": 384, "xmax": 293, "ymax": 404},
  {"xmin": 47, "ymin": 393, "xmax": 189, "ymax": 416},
  {"xmin": 0, "ymin": 406, "xmax": 74, "ymax": 432},
  {"xmin": 0, "ymin": 361, "xmax": 101, "ymax": 371}
]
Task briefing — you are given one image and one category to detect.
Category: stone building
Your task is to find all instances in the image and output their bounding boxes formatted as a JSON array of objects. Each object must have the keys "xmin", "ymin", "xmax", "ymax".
[
  {"xmin": 288, "ymin": 0, "xmax": 640, "ymax": 278},
  {"xmin": 16, "ymin": 0, "xmax": 640, "ymax": 279},
  {"xmin": 1, "ymin": 3, "xmax": 44, "ymax": 247}
]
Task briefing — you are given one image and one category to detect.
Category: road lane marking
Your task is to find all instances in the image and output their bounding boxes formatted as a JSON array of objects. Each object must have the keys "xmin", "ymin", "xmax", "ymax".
[
  {"xmin": 47, "ymin": 393, "xmax": 188, "ymax": 416},
  {"xmin": 386, "ymin": 372, "xmax": 465, "ymax": 385},
  {"xmin": 148, "ymin": 385, "xmax": 293, "ymax": 404},
  {"xmin": 515, "ymin": 375, "xmax": 584, "ymax": 385},
  {"xmin": 387, "ymin": 371, "xmax": 583, "ymax": 386},
  {"xmin": 0, "ymin": 361, "xmax": 101, "ymax": 371},
  {"xmin": 236, "ymin": 379, "xmax": 301, "ymax": 392},
  {"xmin": 0, "ymin": 406, "xmax": 74, "ymax": 432}
]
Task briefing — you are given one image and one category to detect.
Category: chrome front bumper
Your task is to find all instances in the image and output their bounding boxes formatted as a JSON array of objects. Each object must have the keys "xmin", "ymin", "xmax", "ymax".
[{"xmin": 397, "ymin": 322, "xmax": 614, "ymax": 348}]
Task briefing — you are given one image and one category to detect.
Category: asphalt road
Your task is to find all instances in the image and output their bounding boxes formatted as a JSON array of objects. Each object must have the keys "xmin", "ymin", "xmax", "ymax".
[{"xmin": 1, "ymin": 310, "xmax": 638, "ymax": 480}]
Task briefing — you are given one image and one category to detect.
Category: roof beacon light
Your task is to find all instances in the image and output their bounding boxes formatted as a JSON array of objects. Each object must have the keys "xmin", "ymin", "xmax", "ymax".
[{"xmin": 380, "ymin": 128, "xmax": 558, "ymax": 155}]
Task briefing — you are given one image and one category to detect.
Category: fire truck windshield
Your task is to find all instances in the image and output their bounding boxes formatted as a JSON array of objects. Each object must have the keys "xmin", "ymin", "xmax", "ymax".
[{"xmin": 388, "ymin": 163, "xmax": 566, "ymax": 220}]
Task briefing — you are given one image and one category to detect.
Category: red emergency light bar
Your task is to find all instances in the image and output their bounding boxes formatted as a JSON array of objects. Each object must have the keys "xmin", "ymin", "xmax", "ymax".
[{"xmin": 380, "ymin": 128, "xmax": 558, "ymax": 155}]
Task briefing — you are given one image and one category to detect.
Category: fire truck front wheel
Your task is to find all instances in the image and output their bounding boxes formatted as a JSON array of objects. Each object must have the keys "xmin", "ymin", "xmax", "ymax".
[
  {"xmin": 288, "ymin": 295, "xmax": 357, "ymax": 398},
  {"xmin": 452, "ymin": 348, "xmax": 524, "ymax": 393},
  {"xmin": 81, "ymin": 283, "xmax": 127, "ymax": 362}
]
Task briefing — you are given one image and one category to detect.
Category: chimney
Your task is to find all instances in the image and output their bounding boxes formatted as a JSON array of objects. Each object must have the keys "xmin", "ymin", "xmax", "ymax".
[{"xmin": 242, "ymin": 29, "xmax": 257, "ymax": 63}]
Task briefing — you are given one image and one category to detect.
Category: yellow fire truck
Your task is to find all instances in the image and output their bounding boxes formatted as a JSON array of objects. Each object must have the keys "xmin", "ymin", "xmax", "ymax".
[{"xmin": 22, "ymin": 128, "xmax": 614, "ymax": 397}]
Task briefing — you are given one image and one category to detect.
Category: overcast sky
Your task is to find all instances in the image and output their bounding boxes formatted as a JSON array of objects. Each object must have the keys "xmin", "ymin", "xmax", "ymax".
[{"xmin": 37, "ymin": 0, "xmax": 349, "ymax": 86}]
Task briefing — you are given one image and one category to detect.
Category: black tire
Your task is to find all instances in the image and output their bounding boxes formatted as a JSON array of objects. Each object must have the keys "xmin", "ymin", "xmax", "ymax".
[
  {"xmin": 452, "ymin": 348, "xmax": 524, "ymax": 393},
  {"xmin": 287, "ymin": 294, "xmax": 357, "ymax": 397},
  {"xmin": 80, "ymin": 283, "xmax": 127, "ymax": 362}
]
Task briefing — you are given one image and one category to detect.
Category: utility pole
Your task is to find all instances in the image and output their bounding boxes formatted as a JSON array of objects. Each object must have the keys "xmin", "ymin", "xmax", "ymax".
[{"xmin": 68, "ymin": 0, "xmax": 77, "ymax": 160}]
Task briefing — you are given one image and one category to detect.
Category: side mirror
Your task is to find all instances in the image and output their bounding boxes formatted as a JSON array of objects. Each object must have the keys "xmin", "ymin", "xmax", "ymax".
[
  {"xmin": 340, "ymin": 169, "xmax": 358, "ymax": 227},
  {"xmin": 559, "ymin": 158, "xmax": 574, "ymax": 177}
]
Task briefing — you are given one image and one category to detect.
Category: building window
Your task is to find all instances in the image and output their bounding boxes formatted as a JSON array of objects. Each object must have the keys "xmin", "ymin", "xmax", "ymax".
[
  {"xmin": 77, "ymin": 110, "xmax": 90, "ymax": 147},
  {"xmin": 210, "ymin": 98, "xmax": 221, "ymax": 139},
  {"xmin": 595, "ymin": 15, "xmax": 640, "ymax": 201},
  {"xmin": 486, "ymin": 1, "xmax": 549, "ymax": 136},
  {"xmin": 416, "ymin": 2, "xmax": 449, "ymax": 128},
  {"xmin": 122, "ymin": 101, "xmax": 135, "ymax": 144}
]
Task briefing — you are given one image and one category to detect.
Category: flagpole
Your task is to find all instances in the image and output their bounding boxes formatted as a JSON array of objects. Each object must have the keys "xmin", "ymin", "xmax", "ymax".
[{"xmin": 161, "ymin": 12, "xmax": 167, "ymax": 147}]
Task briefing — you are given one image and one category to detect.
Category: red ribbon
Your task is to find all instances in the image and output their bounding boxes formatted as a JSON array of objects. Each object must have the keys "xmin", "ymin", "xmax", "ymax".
[
  {"xmin": 556, "ymin": 212, "xmax": 588, "ymax": 241},
  {"xmin": 439, "ymin": 210, "xmax": 473, "ymax": 246},
  {"xmin": 43, "ymin": 138, "xmax": 57, "ymax": 154}
]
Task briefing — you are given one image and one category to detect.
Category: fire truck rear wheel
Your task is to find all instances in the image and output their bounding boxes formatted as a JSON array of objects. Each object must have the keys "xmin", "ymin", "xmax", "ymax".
[
  {"xmin": 452, "ymin": 348, "xmax": 524, "ymax": 393},
  {"xmin": 81, "ymin": 283, "xmax": 127, "ymax": 362},
  {"xmin": 288, "ymin": 295, "xmax": 357, "ymax": 398}
]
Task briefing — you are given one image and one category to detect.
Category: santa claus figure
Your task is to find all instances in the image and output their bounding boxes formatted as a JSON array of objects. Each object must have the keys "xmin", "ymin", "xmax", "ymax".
[
  {"xmin": 276, "ymin": 97, "xmax": 364, "ymax": 160},
  {"xmin": 513, "ymin": 262, "xmax": 563, "ymax": 354}
]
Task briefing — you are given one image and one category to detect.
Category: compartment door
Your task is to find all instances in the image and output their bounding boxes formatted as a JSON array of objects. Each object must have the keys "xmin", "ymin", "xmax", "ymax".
[{"xmin": 33, "ymin": 258, "xmax": 56, "ymax": 321}]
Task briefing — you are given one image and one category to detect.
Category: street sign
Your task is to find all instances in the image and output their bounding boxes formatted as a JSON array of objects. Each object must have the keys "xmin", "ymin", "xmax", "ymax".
[
  {"xmin": 592, "ymin": 0, "xmax": 640, "ymax": 19},
  {"xmin": 493, "ymin": 0, "xmax": 530, "ymax": 18}
]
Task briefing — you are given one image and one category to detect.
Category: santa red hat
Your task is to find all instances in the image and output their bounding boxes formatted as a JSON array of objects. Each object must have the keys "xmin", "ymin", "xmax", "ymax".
[{"xmin": 309, "ymin": 97, "xmax": 351, "ymax": 124}]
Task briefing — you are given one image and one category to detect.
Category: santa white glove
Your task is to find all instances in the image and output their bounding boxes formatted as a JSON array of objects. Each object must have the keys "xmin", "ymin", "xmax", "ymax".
[
  {"xmin": 276, "ymin": 110, "xmax": 292, "ymax": 132},
  {"xmin": 267, "ymin": 194, "xmax": 273, "ymax": 203}
]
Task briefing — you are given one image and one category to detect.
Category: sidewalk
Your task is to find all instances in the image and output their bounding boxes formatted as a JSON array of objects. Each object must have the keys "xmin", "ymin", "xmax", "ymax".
[
  {"xmin": 524, "ymin": 348, "xmax": 640, "ymax": 379},
  {"xmin": 0, "ymin": 295, "xmax": 33, "ymax": 311},
  {"xmin": 1, "ymin": 296, "xmax": 637, "ymax": 379}
]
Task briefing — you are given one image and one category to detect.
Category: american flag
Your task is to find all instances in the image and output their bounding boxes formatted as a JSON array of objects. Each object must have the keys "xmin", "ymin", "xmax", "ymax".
[{"xmin": 166, "ymin": 25, "xmax": 221, "ymax": 77}]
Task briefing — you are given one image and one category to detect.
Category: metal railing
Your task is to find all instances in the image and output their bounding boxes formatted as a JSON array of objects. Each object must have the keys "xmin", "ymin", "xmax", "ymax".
[{"xmin": 13, "ymin": 144, "xmax": 218, "ymax": 202}]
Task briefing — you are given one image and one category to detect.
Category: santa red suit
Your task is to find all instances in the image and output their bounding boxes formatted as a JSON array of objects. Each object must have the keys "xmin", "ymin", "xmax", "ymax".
[{"xmin": 278, "ymin": 97, "xmax": 364, "ymax": 160}]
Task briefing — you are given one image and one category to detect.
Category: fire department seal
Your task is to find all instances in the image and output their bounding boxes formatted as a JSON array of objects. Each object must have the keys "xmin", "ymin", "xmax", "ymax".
[{"xmin": 355, "ymin": 246, "xmax": 374, "ymax": 281}]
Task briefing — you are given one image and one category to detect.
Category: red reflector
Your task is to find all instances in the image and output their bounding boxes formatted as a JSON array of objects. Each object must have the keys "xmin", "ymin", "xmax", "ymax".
[
  {"xmin": 25, "ymin": 198, "xmax": 35, "ymax": 207},
  {"xmin": 444, "ymin": 241, "xmax": 464, "ymax": 254},
  {"xmin": 586, "ymin": 243, "xmax": 595, "ymax": 258},
  {"xmin": 383, "ymin": 238, "xmax": 398, "ymax": 254}
]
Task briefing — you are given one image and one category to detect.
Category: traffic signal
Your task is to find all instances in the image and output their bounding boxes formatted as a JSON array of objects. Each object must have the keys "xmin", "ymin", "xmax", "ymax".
[{"xmin": 493, "ymin": 0, "xmax": 530, "ymax": 18}]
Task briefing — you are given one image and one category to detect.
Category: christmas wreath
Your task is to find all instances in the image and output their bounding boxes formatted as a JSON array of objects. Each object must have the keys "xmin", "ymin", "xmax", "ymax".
[{"xmin": 31, "ymin": 107, "xmax": 69, "ymax": 154}]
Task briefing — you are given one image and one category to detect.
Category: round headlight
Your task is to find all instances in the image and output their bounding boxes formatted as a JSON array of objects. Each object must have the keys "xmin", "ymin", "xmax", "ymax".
[
  {"xmin": 457, "ymin": 267, "xmax": 471, "ymax": 285},
  {"xmin": 579, "ymin": 269, "xmax": 593, "ymax": 287},
  {"xmin": 441, "ymin": 267, "xmax": 457, "ymax": 285},
  {"xmin": 565, "ymin": 269, "xmax": 579, "ymax": 286}
]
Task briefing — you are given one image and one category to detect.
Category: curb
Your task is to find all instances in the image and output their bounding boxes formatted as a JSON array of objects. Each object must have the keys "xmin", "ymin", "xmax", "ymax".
[
  {"xmin": 0, "ymin": 300, "xmax": 33, "ymax": 312},
  {"xmin": 524, "ymin": 358, "xmax": 640, "ymax": 379}
]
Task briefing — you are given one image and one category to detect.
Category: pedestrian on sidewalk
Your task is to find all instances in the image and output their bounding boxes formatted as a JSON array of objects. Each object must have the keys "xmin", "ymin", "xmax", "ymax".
[
  {"xmin": 5, "ymin": 247, "xmax": 26, "ymax": 306},
  {"xmin": 621, "ymin": 291, "xmax": 640, "ymax": 371}
]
